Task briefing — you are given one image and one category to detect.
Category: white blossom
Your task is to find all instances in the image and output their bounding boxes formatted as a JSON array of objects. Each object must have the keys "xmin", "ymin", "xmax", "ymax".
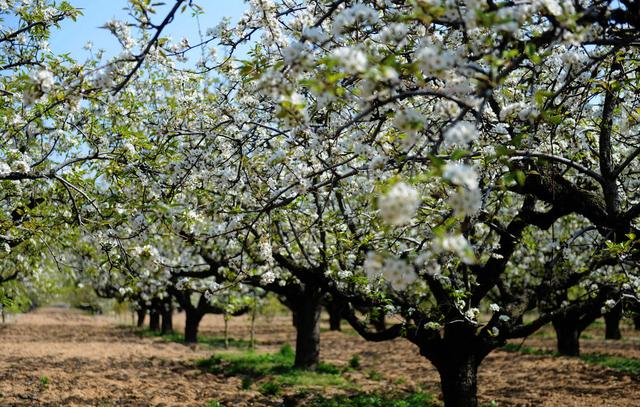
[
  {"xmin": 0, "ymin": 161, "xmax": 11, "ymax": 176},
  {"xmin": 448, "ymin": 188, "xmax": 482, "ymax": 217},
  {"xmin": 443, "ymin": 162, "xmax": 479, "ymax": 190},
  {"xmin": 332, "ymin": 47, "xmax": 368, "ymax": 74},
  {"xmin": 443, "ymin": 121, "xmax": 477, "ymax": 147},
  {"xmin": 378, "ymin": 182, "xmax": 420, "ymax": 226}
]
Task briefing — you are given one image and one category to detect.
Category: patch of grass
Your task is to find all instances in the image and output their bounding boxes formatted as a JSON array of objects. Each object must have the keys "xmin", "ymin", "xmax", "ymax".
[
  {"xmin": 532, "ymin": 330, "xmax": 554, "ymax": 338},
  {"xmin": 581, "ymin": 353, "xmax": 640, "ymax": 377},
  {"xmin": 137, "ymin": 329, "xmax": 251, "ymax": 348},
  {"xmin": 311, "ymin": 392, "xmax": 436, "ymax": 407},
  {"xmin": 348, "ymin": 354, "xmax": 361, "ymax": 369},
  {"xmin": 501, "ymin": 343, "xmax": 553, "ymax": 356},
  {"xmin": 196, "ymin": 344, "xmax": 351, "ymax": 391},
  {"xmin": 259, "ymin": 381, "xmax": 282, "ymax": 396},
  {"xmin": 205, "ymin": 401, "xmax": 224, "ymax": 407},
  {"xmin": 366, "ymin": 369, "xmax": 383, "ymax": 381},
  {"xmin": 503, "ymin": 343, "xmax": 640, "ymax": 378},
  {"xmin": 316, "ymin": 362, "xmax": 341, "ymax": 374}
]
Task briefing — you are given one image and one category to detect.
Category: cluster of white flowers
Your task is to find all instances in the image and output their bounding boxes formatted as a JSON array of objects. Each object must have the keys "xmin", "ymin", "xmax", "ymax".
[
  {"xmin": 282, "ymin": 41, "xmax": 307, "ymax": 66},
  {"xmin": 379, "ymin": 23, "xmax": 409, "ymax": 44},
  {"xmin": 443, "ymin": 121, "xmax": 477, "ymax": 147},
  {"xmin": 464, "ymin": 307, "xmax": 480, "ymax": 322},
  {"xmin": 34, "ymin": 69, "xmax": 54, "ymax": 92},
  {"xmin": 95, "ymin": 66, "xmax": 115, "ymax": 89},
  {"xmin": 540, "ymin": 0, "xmax": 566, "ymax": 16},
  {"xmin": 448, "ymin": 187, "xmax": 482, "ymax": 217},
  {"xmin": 175, "ymin": 277, "xmax": 190, "ymax": 291},
  {"xmin": 12, "ymin": 160, "xmax": 30, "ymax": 173},
  {"xmin": 23, "ymin": 69, "xmax": 55, "ymax": 105},
  {"xmin": 443, "ymin": 162, "xmax": 479, "ymax": 189},
  {"xmin": 302, "ymin": 26, "xmax": 328, "ymax": 43},
  {"xmin": 332, "ymin": 4, "xmax": 379, "ymax": 35},
  {"xmin": 0, "ymin": 161, "xmax": 11, "ymax": 176},
  {"xmin": 105, "ymin": 19, "xmax": 133, "ymax": 49},
  {"xmin": 600, "ymin": 298, "xmax": 617, "ymax": 314},
  {"xmin": 118, "ymin": 286, "xmax": 132, "ymax": 297},
  {"xmin": 378, "ymin": 182, "xmax": 421, "ymax": 226},
  {"xmin": 394, "ymin": 108, "xmax": 425, "ymax": 135},
  {"xmin": 132, "ymin": 244, "xmax": 158, "ymax": 259},
  {"xmin": 416, "ymin": 44, "xmax": 455, "ymax": 76},
  {"xmin": 259, "ymin": 269, "xmax": 277, "ymax": 285},
  {"xmin": 435, "ymin": 234, "xmax": 475, "ymax": 264},
  {"xmin": 393, "ymin": 108, "xmax": 425, "ymax": 149},
  {"xmin": 364, "ymin": 252, "xmax": 418, "ymax": 291},
  {"xmin": 500, "ymin": 102, "xmax": 540, "ymax": 122},
  {"xmin": 332, "ymin": 47, "xmax": 368, "ymax": 74},
  {"xmin": 259, "ymin": 240, "xmax": 273, "ymax": 262}
]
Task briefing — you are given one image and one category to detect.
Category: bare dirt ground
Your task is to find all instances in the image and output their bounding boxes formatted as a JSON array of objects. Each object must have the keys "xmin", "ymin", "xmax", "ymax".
[{"xmin": 0, "ymin": 307, "xmax": 638, "ymax": 407}]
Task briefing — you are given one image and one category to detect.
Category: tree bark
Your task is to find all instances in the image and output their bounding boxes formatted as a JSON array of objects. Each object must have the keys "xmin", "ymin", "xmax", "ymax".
[
  {"xmin": 292, "ymin": 293, "xmax": 322, "ymax": 369},
  {"xmin": 604, "ymin": 304, "xmax": 622, "ymax": 340},
  {"xmin": 634, "ymin": 315, "xmax": 640, "ymax": 331},
  {"xmin": 184, "ymin": 309, "xmax": 204, "ymax": 344},
  {"xmin": 136, "ymin": 308, "xmax": 146, "ymax": 328},
  {"xmin": 250, "ymin": 304, "xmax": 257, "ymax": 349},
  {"xmin": 224, "ymin": 315, "xmax": 229, "ymax": 349},
  {"xmin": 327, "ymin": 302, "xmax": 342, "ymax": 331},
  {"xmin": 161, "ymin": 303, "xmax": 173, "ymax": 335},
  {"xmin": 553, "ymin": 319, "xmax": 581, "ymax": 356},
  {"xmin": 149, "ymin": 308, "xmax": 160, "ymax": 332},
  {"xmin": 437, "ymin": 354, "xmax": 479, "ymax": 407}
]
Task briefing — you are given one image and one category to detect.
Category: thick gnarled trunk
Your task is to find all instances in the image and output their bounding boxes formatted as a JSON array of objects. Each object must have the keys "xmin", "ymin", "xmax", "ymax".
[
  {"xmin": 161, "ymin": 303, "xmax": 173, "ymax": 335},
  {"xmin": 326, "ymin": 302, "xmax": 342, "ymax": 332},
  {"xmin": 420, "ymin": 323, "xmax": 490, "ymax": 407},
  {"xmin": 149, "ymin": 308, "xmax": 160, "ymax": 332},
  {"xmin": 553, "ymin": 319, "xmax": 581, "ymax": 356},
  {"xmin": 136, "ymin": 308, "xmax": 146, "ymax": 328},
  {"xmin": 438, "ymin": 355, "xmax": 479, "ymax": 407},
  {"xmin": 604, "ymin": 304, "xmax": 622, "ymax": 340},
  {"xmin": 184, "ymin": 309, "xmax": 204, "ymax": 344},
  {"xmin": 292, "ymin": 293, "xmax": 322, "ymax": 369}
]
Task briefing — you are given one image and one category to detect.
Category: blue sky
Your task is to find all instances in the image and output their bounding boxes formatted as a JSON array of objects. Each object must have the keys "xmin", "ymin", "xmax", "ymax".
[{"xmin": 49, "ymin": 1, "xmax": 248, "ymax": 59}]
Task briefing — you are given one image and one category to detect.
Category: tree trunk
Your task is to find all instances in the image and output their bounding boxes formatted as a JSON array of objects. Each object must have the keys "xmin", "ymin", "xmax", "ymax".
[
  {"xmin": 161, "ymin": 303, "xmax": 173, "ymax": 335},
  {"xmin": 604, "ymin": 304, "xmax": 622, "ymax": 340},
  {"xmin": 293, "ymin": 294, "xmax": 322, "ymax": 369},
  {"xmin": 149, "ymin": 308, "xmax": 160, "ymax": 332},
  {"xmin": 553, "ymin": 320, "xmax": 580, "ymax": 356},
  {"xmin": 224, "ymin": 315, "xmax": 229, "ymax": 349},
  {"xmin": 184, "ymin": 309, "xmax": 204, "ymax": 344},
  {"xmin": 250, "ymin": 305, "xmax": 257, "ymax": 349},
  {"xmin": 436, "ymin": 352, "xmax": 479, "ymax": 407},
  {"xmin": 136, "ymin": 308, "xmax": 146, "ymax": 328},
  {"xmin": 327, "ymin": 302, "xmax": 342, "ymax": 332},
  {"xmin": 634, "ymin": 315, "xmax": 640, "ymax": 331}
]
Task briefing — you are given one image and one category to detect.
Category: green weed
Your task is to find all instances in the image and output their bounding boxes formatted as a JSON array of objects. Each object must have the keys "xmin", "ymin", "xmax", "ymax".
[
  {"xmin": 311, "ymin": 392, "xmax": 436, "ymax": 407},
  {"xmin": 196, "ymin": 344, "xmax": 350, "ymax": 391}
]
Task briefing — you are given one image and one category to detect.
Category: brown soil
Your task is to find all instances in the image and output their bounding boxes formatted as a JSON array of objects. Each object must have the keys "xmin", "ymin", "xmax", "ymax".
[{"xmin": 0, "ymin": 307, "xmax": 638, "ymax": 407}]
